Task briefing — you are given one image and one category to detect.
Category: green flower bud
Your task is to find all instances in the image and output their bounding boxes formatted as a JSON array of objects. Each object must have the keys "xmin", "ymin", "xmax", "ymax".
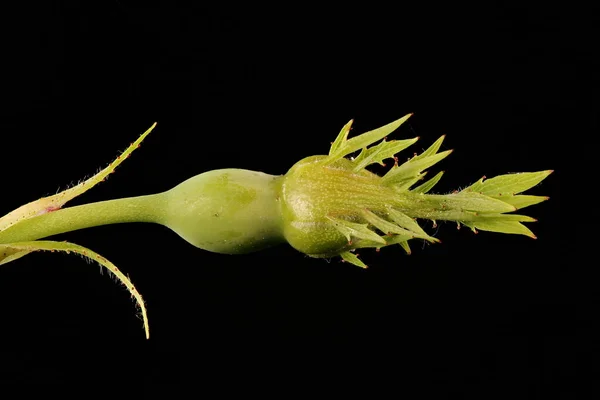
[{"xmin": 0, "ymin": 115, "xmax": 553, "ymax": 338}]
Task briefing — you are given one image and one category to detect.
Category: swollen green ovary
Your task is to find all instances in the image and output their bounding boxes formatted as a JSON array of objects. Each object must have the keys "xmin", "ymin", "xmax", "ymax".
[{"xmin": 162, "ymin": 169, "xmax": 285, "ymax": 254}]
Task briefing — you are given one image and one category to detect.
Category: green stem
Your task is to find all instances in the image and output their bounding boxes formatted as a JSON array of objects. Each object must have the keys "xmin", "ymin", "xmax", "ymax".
[{"xmin": 0, "ymin": 193, "xmax": 166, "ymax": 244}]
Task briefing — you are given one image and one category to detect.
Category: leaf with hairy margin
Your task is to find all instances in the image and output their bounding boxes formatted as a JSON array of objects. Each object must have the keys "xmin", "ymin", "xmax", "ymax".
[
  {"xmin": 0, "ymin": 240, "xmax": 149, "ymax": 338},
  {"xmin": 0, "ymin": 123, "xmax": 157, "ymax": 233}
]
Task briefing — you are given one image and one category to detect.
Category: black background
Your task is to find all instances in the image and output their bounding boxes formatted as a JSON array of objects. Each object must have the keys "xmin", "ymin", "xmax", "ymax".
[{"xmin": 0, "ymin": 2, "xmax": 587, "ymax": 395}]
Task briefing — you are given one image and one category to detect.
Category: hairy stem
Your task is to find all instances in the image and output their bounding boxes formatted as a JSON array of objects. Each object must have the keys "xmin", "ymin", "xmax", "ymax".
[{"xmin": 0, "ymin": 193, "xmax": 166, "ymax": 244}]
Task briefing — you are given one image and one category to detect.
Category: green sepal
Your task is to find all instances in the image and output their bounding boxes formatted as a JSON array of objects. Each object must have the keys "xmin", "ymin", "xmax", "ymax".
[
  {"xmin": 411, "ymin": 171, "xmax": 444, "ymax": 194},
  {"xmin": 498, "ymin": 195, "xmax": 549, "ymax": 210},
  {"xmin": 477, "ymin": 214, "xmax": 537, "ymax": 222},
  {"xmin": 340, "ymin": 251, "xmax": 368, "ymax": 268},
  {"xmin": 352, "ymin": 137, "xmax": 419, "ymax": 172},
  {"xmin": 427, "ymin": 191, "xmax": 517, "ymax": 213},
  {"xmin": 463, "ymin": 219, "xmax": 536, "ymax": 239},
  {"xmin": 391, "ymin": 172, "xmax": 428, "ymax": 192},
  {"xmin": 326, "ymin": 216, "xmax": 386, "ymax": 245},
  {"xmin": 383, "ymin": 234, "xmax": 413, "ymax": 254},
  {"xmin": 325, "ymin": 114, "xmax": 413, "ymax": 164},
  {"xmin": 386, "ymin": 208, "xmax": 432, "ymax": 238},
  {"xmin": 417, "ymin": 134, "xmax": 446, "ymax": 159},
  {"xmin": 465, "ymin": 170, "xmax": 553, "ymax": 197},
  {"xmin": 360, "ymin": 209, "xmax": 416, "ymax": 236},
  {"xmin": 397, "ymin": 241, "xmax": 411, "ymax": 255},
  {"xmin": 329, "ymin": 119, "xmax": 353, "ymax": 155},
  {"xmin": 382, "ymin": 149, "xmax": 452, "ymax": 186}
]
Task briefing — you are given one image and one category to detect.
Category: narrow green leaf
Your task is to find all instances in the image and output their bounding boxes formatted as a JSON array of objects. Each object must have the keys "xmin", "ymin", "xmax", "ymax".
[
  {"xmin": 329, "ymin": 119, "xmax": 353, "ymax": 155},
  {"xmin": 0, "ymin": 123, "xmax": 157, "ymax": 233},
  {"xmin": 383, "ymin": 235, "xmax": 412, "ymax": 254},
  {"xmin": 391, "ymin": 172, "xmax": 427, "ymax": 191},
  {"xmin": 492, "ymin": 214, "xmax": 536, "ymax": 222},
  {"xmin": 340, "ymin": 251, "xmax": 368, "ymax": 268},
  {"xmin": 465, "ymin": 213, "xmax": 536, "ymax": 223},
  {"xmin": 385, "ymin": 208, "xmax": 439, "ymax": 243},
  {"xmin": 466, "ymin": 170, "xmax": 553, "ymax": 196},
  {"xmin": 412, "ymin": 171, "xmax": 444, "ymax": 194},
  {"xmin": 414, "ymin": 135, "xmax": 446, "ymax": 160},
  {"xmin": 398, "ymin": 191, "xmax": 518, "ymax": 222},
  {"xmin": 463, "ymin": 220, "xmax": 536, "ymax": 238},
  {"xmin": 352, "ymin": 137, "xmax": 419, "ymax": 172},
  {"xmin": 325, "ymin": 114, "xmax": 413, "ymax": 163},
  {"xmin": 382, "ymin": 150, "xmax": 452, "ymax": 185},
  {"xmin": 398, "ymin": 241, "xmax": 411, "ymax": 255},
  {"xmin": 326, "ymin": 216, "xmax": 386, "ymax": 245},
  {"xmin": 497, "ymin": 195, "xmax": 549, "ymax": 210},
  {"xmin": 430, "ymin": 191, "xmax": 517, "ymax": 213},
  {"xmin": 352, "ymin": 238, "xmax": 394, "ymax": 249},
  {"xmin": 0, "ymin": 240, "xmax": 150, "ymax": 338},
  {"xmin": 361, "ymin": 208, "xmax": 439, "ymax": 244},
  {"xmin": 400, "ymin": 150, "xmax": 452, "ymax": 176},
  {"xmin": 386, "ymin": 208, "xmax": 430, "ymax": 237},
  {"xmin": 360, "ymin": 209, "xmax": 416, "ymax": 237},
  {"xmin": 0, "ymin": 246, "xmax": 32, "ymax": 265}
]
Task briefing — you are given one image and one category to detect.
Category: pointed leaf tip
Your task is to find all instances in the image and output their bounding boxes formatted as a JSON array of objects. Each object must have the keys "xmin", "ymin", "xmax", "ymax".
[
  {"xmin": 412, "ymin": 171, "xmax": 445, "ymax": 193},
  {"xmin": 0, "ymin": 123, "xmax": 156, "ymax": 233},
  {"xmin": 463, "ymin": 219, "xmax": 537, "ymax": 238},
  {"xmin": 340, "ymin": 251, "xmax": 368, "ymax": 268},
  {"xmin": 352, "ymin": 137, "xmax": 419, "ymax": 171},
  {"xmin": 0, "ymin": 240, "xmax": 150, "ymax": 339},
  {"xmin": 465, "ymin": 170, "xmax": 552, "ymax": 197},
  {"xmin": 327, "ymin": 216, "xmax": 386, "ymax": 245},
  {"xmin": 326, "ymin": 114, "xmax": 413, "ymax": 163}
]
